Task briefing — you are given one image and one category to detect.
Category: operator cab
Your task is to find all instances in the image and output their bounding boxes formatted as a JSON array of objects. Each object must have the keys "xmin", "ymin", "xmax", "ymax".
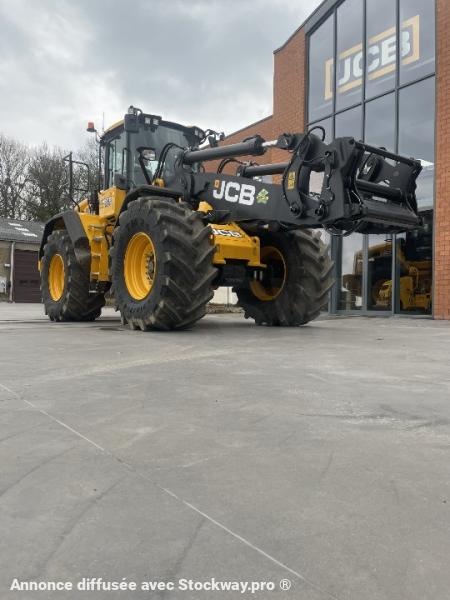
[{"xmin": 100, "ymin": 106, "xmax": 204, "ymax": 189}]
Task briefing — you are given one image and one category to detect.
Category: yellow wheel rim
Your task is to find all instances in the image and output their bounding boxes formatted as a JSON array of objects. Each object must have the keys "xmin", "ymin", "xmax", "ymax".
[
  {"xmin": 48, "ymin": 254, "xmax": 65, "ymax": 301},
  {"xmin": 124, "ymin": 232, "xmax": 156, "ymax": 301},
  {"xmin": 250, "ymin": 246, "xmax": 286, "ymax": 301}
]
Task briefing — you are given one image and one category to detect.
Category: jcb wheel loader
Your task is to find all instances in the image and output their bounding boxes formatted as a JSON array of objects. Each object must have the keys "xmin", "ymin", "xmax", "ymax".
[{"xmin": 39, "ymin": 106, "xmax": 422, "ymax": 331}]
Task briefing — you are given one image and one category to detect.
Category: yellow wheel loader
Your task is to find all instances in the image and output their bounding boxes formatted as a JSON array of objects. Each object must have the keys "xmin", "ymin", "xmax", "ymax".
[
  {"xmin": 375, "ymin": 244, "xmax": 432, "ymax": 311},
  {"xmin": 39, "ymin": 106, "xmax": 422, "ymax": 330},
  {"xmin": 342, "ymin": 234, "xmax": 432, "ymax": 312}
]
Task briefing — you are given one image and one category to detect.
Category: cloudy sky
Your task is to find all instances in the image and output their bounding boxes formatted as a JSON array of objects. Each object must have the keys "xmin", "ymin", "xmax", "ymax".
[{"xmin": 0, "ymin": 0, "xmax": 322, "ymax": 149}]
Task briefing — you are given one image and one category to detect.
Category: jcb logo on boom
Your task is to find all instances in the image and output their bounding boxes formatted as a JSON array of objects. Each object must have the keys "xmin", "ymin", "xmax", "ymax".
[{"xmin": 213, "ymin": 179, "xmax": 255, "ymax": 205}]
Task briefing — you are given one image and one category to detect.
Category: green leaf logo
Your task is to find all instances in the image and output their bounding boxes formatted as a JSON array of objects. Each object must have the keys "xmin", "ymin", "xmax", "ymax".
[{"xmin": 256, "ymin": 188, "xmax": 269, "ymax": 204}]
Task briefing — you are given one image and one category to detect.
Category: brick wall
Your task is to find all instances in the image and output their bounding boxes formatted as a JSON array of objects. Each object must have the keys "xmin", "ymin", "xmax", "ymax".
[
  {"xmin": 273, "ymin": 29, "xmax": 306, "ymax": 141},
  {"xmin": 434, "ymin": 0, "xmax": 450, "ymax": 318},
  {"xmin": 272, "ymin": 28, "xmax": 307, "ymax": 168}
]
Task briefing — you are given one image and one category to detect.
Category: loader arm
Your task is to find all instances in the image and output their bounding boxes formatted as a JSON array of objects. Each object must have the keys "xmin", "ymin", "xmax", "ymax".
[{"xmin": 176, "ymin": 131, "xmax": 422, "ymax": 235}]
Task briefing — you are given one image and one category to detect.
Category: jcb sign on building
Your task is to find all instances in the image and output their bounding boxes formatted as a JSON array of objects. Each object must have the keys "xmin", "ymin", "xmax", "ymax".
[{"xmin": 324, "ymin": 15, "xmax": 420, "ymax": 100}]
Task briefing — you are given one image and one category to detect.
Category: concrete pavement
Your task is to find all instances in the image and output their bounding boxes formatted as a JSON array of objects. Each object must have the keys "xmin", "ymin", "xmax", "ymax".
[{"xmin": 0, "ymin": 303, "xmax": 449, "ymax": 599}]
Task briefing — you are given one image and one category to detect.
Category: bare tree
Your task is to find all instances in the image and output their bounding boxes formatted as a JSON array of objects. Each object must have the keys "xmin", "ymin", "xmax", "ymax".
[
  {"xmin": 0, "ymin": 133, "xmax": 103, "ymax": 223},
  {"xmin": 25, "ymin": 143, "xmax": 70, "ymax": 222},
  {"xmin": 0, "ymin": 134, "xmax": 30, "ymax": 219}
]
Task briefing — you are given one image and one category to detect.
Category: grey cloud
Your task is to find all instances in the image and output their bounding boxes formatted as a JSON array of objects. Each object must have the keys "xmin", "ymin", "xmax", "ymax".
[{"xmin": 0, "ymin": 0, "xmax": 322, "ymax": 148}]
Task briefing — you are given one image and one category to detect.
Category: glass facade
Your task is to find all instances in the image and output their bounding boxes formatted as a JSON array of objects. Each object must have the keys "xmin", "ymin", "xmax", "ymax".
[{"xmin": 307, "ymin": 0, "xmax": 435, "ymax": 315}]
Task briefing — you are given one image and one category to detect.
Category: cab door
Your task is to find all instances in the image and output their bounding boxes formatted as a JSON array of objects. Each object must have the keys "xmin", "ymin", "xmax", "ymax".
[
  {"xmin": 104, "ymin": 126, "xmax": 128, "ymax": 189},
  {"xmin": 101, "ymin": 126, "xmax": 128, "ymax": 218}
]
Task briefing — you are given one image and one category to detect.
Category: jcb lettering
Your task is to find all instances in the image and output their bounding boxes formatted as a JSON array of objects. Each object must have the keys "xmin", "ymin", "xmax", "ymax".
[
  {"xmin": 224, "ymin": 182, "xmax": 240, "ymax": 202},
  {"xmin": 212, "ymin": 181, "xmax": 255, "ymax": 206},
  {"xmin": 211, "ymin": 228, "xmax": 242, "ymax": 238},
  {"xmin": 239, "ymin": 184, "xmax": 256, "ymax": 205}
]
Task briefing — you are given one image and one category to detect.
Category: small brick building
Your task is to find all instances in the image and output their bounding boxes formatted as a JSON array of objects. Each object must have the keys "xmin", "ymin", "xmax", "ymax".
[
  {"xmin": 0, "ymin": 218, "xmax": 43, "ymax": 302},
  {"xmin": 218, "ymin": 0, "xmax": 446, "ymax": 318}
]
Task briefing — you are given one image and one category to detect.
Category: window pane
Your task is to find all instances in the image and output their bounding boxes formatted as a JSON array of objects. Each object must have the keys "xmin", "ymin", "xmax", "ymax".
[
  {"xmin": 106, "ymin": 132, "xmax": 126, "ymax": 187},
  {"xmin": 367, "ymin": 234, "xmax": 393, "ymax": 310},
  {"xmin": 336, "ymin": 0, "xmax": 363, "ymax": 111},
  {"xmin": 400, "ymin": 0, "xmax": 435, "ymax": 85},
  {"xmin": 364, "ymin": 93, "xmax": 395, "ymax": 150},
  {"xmin": 366, "ymin": 0, "xmax": 397, "ymax": 99},
  {"xmin": 308, "ymin": 16, "xmax": 334, "ymax": 122},
  {"xmin": 398, "ymin": 77, "xmax": 435, "ymax": 210},
  {"xmin": 339, "ymin": 233, "xmax": 364, "ymax": 310},
  {"xmin": 395, "ymin": 210, "xmax": 433, "ymax": 314},
  {"xmin": 334, "ymin": 105, "xmax": 362, "ymax": 140}
]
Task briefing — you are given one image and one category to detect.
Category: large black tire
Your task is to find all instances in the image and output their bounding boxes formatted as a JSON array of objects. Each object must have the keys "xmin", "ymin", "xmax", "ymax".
[
  {"xmin": 234, "ymin": 230, "xmax": 334, "ymax": 326},
  {"xmin": 110, "ymin": 197, "xmax": 217, "ymax": 331},
  {"xmin": 41, "ymin": 230, "xmax": 105, "ymax": 322}
]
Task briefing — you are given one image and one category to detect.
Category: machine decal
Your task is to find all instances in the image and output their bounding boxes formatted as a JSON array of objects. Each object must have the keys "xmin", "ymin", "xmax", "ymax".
[
  {"xmin": 211, "ymin": 228, "xmax": 243, "ymax": 238},
  {"xmin": 101, "ymin": 196, "xmax": 112, "ymax": 208},
  {"xmin": 256, "ymin": 189, "xmax": 269, "ymax": 204},
  {"xmin": 287, "ymin": 172, "xmax": 296, "ymax": 191},
  {"xmin": 212, "ymin": 180, "xmax": 256, "ymax": 205}
]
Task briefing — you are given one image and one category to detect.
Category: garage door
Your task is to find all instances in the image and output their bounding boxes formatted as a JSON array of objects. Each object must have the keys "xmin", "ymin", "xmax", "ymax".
[{"xmin": 13, "ymin": 249, "xmax": 41, "ymax": 303}]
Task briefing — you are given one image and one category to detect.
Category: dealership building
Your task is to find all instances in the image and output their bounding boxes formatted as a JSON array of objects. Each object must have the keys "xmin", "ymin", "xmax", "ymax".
[{"xmin": 222, "ymin": 0, "xmax": 449, "ymax": 318}]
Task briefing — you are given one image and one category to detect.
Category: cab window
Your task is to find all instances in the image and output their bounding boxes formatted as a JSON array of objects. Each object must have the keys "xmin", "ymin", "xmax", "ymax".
[{"xmin": 105, "ymin": 129, "xmax": 126, "ymax": 187}]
